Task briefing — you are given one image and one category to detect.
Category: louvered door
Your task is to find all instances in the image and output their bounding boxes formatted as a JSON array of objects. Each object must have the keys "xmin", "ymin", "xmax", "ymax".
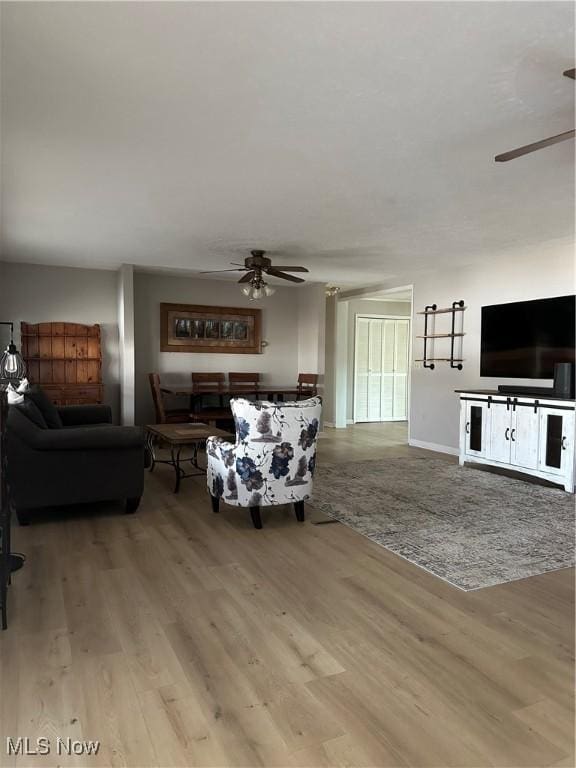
[{"xmin": 354, "ymin": 317, "xmax": 409, "ymax": 423}]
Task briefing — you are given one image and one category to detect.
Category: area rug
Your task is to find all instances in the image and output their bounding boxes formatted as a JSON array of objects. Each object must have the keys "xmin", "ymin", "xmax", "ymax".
[{"xmin": 310, "ymin": 457, "xmax": 575, "ymax": 590}]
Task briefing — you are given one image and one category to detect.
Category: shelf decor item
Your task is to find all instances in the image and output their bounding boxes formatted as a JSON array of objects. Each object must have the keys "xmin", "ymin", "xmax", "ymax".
[
  {"xmin": 0, "ymin": 322, "xmax": 26, "ymax": 382},
  {"xmin": 416, "ymin": 300, "xmax": 466, "ymax": 370},
  {"xmin": 160, "ymin": 303, "xmax": 262, "ymax": 354}
]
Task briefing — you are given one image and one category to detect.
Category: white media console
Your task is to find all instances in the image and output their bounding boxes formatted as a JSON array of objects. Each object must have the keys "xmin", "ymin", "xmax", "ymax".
[{"xmin": 457, "ymin": 390, "xmax": 575, "ymax": 493}]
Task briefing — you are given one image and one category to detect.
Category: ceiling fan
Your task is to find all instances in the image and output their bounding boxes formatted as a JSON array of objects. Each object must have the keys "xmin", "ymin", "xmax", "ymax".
[
  {"xmin": 201, "ymin": 249, "xmax": 309, "ymax": 299},
  {"xmin": 495, "ymin": 68, "xmax": 575, "ymax": 162}
]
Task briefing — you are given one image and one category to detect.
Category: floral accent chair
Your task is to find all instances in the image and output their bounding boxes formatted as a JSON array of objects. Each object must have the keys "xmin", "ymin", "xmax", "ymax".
[{"xmin": 206, "ymin": 396, "xmax": 322, "ymax": 529}]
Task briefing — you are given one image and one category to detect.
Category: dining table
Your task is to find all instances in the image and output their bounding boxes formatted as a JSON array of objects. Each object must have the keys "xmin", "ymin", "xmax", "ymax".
[{"xmin": 163, "ymin": 385, "xmax": 302, "ymax": 400}]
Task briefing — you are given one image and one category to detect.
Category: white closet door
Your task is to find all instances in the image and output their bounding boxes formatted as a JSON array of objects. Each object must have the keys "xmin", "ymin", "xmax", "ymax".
[
  {"xmin": 392, "ymin": 319, "xmax": 409, "ymax": 420},
  {"xmin": 354, "ymin": 316, "xmax": 410, "ymax": 423},
  {"xmin": 380, "ymin": 320, "xmax": 396, "ymax": 419},
  {"xmin": 368, "ymin": 319, "xmax": 383, "ymax": 420},
  {"xmin": 354, "ymin": 318, "xmax": 370, "ymax": 422}
]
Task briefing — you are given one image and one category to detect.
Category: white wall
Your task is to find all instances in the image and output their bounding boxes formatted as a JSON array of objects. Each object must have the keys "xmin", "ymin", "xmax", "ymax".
[
  {"xmin": 346, "ymin": 299, "xmax": 411, "ymax": 421},
  {"xmin": 117, "ymin": 264, "xmax": 135, "ymax": 425},
  {"xmin": 323, "ymin": 296, "xmax": 337, "ymax": 424},
  {"xmin": 0, "ymin": 261, "xmax": 120, "ymax": 420},
  {"xmin": 133, "ymin": 271, "xmax": 307, "ymax": 424},
  {"xmin": 297, "ymin": 285, "xmax": 327, "ymax": 381},
  {"xmin": 408, "ymin": 240, "xmax": 575, "ymax": 453}
]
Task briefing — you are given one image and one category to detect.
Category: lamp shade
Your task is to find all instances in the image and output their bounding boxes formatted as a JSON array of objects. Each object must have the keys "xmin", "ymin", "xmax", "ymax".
[{"xmin": 0, "ymin": 341, "xmax": 26, "ymax": 380}]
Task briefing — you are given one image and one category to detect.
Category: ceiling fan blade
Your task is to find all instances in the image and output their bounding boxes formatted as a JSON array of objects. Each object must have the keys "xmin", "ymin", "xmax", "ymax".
[
  {"xmin": 268, "ymin": 266, "xmax": 309, "ymax": 273},
  {"xmin": 199, "ymin": 268, "xmax": 246, "ymax": 274},
  {"xmin": 495, "ymin": 129, "xmax": 575, "ymax": 162},
  {"xmin": 266, "ymin": 268, "xmax": 305, "ymax": 283},
  {"xmin": 238, "ymin": 271, "xmax": 256, "ymax": 284},
  {"xmin": 563, "ymin": 68, "xmax": 575, "ymax": 80}
]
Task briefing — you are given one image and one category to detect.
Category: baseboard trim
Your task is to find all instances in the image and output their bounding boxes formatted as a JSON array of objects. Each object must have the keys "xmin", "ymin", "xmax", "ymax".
[
  {"xmin": 408, "ymin": 438, "xmax": 459, "ymax": 457},
  {"xmin": 323, "ymin": 421, "xmax": 335, "ymax": 428}
]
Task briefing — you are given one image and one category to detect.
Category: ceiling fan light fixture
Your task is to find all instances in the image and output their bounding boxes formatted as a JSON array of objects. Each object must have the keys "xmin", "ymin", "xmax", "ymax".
[
  {"xmin": 263, "ymin": 284, "xmax": 276, "ymax": 297},
  {"xmin": 250, "ymin": 286, "xmax": 263, "ymax": 300}
]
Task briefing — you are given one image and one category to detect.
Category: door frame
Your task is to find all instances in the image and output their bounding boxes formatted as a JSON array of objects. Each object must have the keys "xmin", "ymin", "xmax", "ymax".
[{"xmin": 353, "ymin": 314, "xmax": 411, "ymax": 424}]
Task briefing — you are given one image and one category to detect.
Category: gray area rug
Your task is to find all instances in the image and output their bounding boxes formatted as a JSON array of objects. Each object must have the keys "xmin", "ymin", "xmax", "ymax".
[{"xmin": 311, "ymin": 457, "xmax": 575, "ymax": 591}]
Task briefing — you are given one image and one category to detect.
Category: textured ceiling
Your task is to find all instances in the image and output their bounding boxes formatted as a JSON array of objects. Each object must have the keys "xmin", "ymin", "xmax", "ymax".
[{"xmin": 1, "ymin": 1, "xmax": 574, "ymax": 287}]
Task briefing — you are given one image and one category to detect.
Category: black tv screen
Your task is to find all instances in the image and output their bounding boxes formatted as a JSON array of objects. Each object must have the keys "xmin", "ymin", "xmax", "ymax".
[{"xmin": 481, "ymin": 295, "xmax": 575, "ymax": 379}]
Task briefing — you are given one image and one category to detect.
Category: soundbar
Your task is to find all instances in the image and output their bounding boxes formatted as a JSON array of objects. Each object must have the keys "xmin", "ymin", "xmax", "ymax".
[
  {"xmin": 497, "ymin": 362, "xmax": 574, "ymax": 399},
  {"xmin": 497, "ymin": 385, "xmax": 555, "ymax": 396}
]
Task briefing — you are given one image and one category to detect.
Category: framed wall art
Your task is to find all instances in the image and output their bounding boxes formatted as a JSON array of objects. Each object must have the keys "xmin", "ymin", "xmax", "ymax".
[{"xmin": 160, "ymin": 303, "xmax": 262, "ymax": 354}]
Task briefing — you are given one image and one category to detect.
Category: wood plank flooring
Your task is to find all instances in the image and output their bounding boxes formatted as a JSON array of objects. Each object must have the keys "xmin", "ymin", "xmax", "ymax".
[{"xmin": 1, "ymin": 423, "xmax": 574, "ymax": 767}]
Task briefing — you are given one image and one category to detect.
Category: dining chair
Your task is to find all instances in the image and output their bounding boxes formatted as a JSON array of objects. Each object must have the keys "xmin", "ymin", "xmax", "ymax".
[
  {"xmin": 228, "ymin": 372, "xmax": 260, "ymax": 387},
  {"xmin": 207, "ymin": 396, "xmax": 322, "ymax": 528},
  {"xmin": 297, "ymin": 373, "xmax": 319, "ymax": 399},
  {"xmin": 229, "ymin": 372, "xmax": 260, "ymax": 399},
  {"xmin": 148, "ymin": 373, "xmax": 190, "ymax": 424},
  {"xmin": 190, "ymin": 372, "xmax": 231, "ymax": 426},
  {"xmin": 191, "ymin": 372, "xmax": 226, "ymax": 391}
]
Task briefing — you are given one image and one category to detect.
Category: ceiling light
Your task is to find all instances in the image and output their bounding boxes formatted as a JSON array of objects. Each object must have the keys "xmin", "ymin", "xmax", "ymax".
[
  {"xmin": 0, "ymin": 322, "xmax": 27, "ymax": 381},
  {"xmin": 240, "ymin": 274, "xmax": 275, "ymax": 301}
]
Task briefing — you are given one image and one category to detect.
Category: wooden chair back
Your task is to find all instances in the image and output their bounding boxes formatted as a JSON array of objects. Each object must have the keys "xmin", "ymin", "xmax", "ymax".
[
  {"xmin": 148, "ymin": 372, "xmax": 167, "ymax": 423},
  {"xmin": 297, "ymin": 373, "xmax": 319, "ymax": 399},
  {"xmin": 229, "ymin": 372, "xmax": 260, "ymax": 389},
  {"xmin": 191, "ymin": 372, "xmax": 226, "ymax": 392}
]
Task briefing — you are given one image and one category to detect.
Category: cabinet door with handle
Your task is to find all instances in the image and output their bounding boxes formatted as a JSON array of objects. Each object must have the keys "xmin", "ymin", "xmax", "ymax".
[
  {"xmin": 538, "ymin": 408, "xmax": 575, "ymax": 478},
  {"xmin": 488, "ymin": 402, "xmax": 512, "ymax": 464},
  {"xmin": 464, "ymin": 401, "xmax": 489, "ymax": 457},
  {"xmin": 511, "ymin": 405, "xmax": 540, "ymax": 470}
]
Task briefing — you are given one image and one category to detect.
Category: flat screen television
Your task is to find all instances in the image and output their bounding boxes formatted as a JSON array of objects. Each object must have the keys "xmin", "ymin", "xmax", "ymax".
[{"xmin": 481, "ymin": 295, "xmax": 575, "ymax": 379}]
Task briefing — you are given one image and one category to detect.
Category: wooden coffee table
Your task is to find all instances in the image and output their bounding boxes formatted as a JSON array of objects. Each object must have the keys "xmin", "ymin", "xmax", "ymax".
[{"xmin": 145, "ymin": 423, "xmax": 233, "ymax": 493}]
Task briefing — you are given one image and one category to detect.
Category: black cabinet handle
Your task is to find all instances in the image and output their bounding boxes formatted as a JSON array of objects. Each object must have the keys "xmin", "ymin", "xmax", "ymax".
[
  {"xmin": 505, "ymin": 427, "xmax": 510, "ymax": 441},
  {"xmin": 510, "ymin": 429, "xmax": 516, "ymax": 442},
  {"xmin": 466, "ymin": 422, "xmax": 470, "ymax": 434},
  {"xmin": 561, "ymin": 436, "xmax": 567, "ymax": 450}
]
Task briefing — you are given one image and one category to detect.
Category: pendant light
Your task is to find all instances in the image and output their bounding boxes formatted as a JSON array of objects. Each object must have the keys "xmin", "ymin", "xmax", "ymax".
[{"xmin": 0, "ymin": 322, "xmax": 27, "ymax": 381}]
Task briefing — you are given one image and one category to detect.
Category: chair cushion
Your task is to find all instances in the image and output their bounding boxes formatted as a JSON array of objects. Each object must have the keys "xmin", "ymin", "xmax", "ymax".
[
  {"xmin": 26, "ymin": 386, "xmax": 63, "ymax": 429},
  {"xmin": 14, "ymin": 398, "xmax": 48, "ymax": 429}
]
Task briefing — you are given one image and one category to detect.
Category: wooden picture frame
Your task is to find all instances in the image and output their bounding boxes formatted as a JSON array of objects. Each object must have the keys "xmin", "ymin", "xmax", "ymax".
[{"xmin": 160, "ymin": 303, "xmax": 262, "ymax": 354}]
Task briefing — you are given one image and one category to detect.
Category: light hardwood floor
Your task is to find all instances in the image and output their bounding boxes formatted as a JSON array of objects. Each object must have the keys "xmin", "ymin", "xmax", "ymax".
[{"xmin": 1, "ymin": 423, "xmax": 574, "ymax": 767}]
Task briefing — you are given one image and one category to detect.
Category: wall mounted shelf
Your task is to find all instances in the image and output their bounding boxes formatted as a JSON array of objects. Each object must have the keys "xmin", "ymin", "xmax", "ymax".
[
  {"xmin": 416, "ymin": 333, "xmax": 466, "ymax": 339},
  {"xmin": 417, "ymin": 305, "xmax": 467, "ymax": 315},
  {"xmin": 418, "ymin": 300, "xmax": 466, "ymax": 370}
]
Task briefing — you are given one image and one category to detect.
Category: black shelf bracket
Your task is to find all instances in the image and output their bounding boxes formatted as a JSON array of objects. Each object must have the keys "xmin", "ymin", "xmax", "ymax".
[
  {"xmin": 450, "ymin": 301, "xmax": 465, "ymax": 369},
  {"xmin": 423, "ymin": 304, "xmax": 437, "ymax": 369}
]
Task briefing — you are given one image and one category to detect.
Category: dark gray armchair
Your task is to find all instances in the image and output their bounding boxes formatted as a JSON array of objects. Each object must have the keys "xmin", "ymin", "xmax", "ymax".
[{"xmin": 6, "ymin": 401, "xmax": 145, "ymax": 525}]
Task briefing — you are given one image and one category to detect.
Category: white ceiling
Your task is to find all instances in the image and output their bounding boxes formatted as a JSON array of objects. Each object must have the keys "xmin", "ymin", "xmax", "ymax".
[{"xmin": 1, "ymin": 1, "xmax": 574, "ymax": 287}]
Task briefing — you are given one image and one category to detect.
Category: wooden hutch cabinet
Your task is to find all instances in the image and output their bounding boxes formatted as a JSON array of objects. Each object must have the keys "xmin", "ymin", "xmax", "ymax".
[{"xmin": 20, "ymin": 322, "xmax": 104, "ymax": 405}]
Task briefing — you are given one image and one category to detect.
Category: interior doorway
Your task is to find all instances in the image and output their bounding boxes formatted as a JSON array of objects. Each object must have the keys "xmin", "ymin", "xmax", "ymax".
[
  {"xmin": 354, "ymin": 315, "xmax": 410, "ymax": 422},
  {"xmin": 344, "ymin": 286, "xmax": 412, "ymax": 426}
]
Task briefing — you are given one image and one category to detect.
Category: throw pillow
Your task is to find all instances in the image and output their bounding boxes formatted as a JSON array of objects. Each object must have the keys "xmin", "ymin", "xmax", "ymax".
[
  {"xmin": 17, "ymin": 398, "xmax": 48, "ymax": 429},
  {"xmin": 26, "ymin": 386, "xmax": 63, "ymax": 429},
  {"xmin": 6, "ymin": 378, "xmax": 29, "ymax": 405},
  {"xmin": 6, "ymin": 383, "xmax": 24, "ymax": 405}
]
